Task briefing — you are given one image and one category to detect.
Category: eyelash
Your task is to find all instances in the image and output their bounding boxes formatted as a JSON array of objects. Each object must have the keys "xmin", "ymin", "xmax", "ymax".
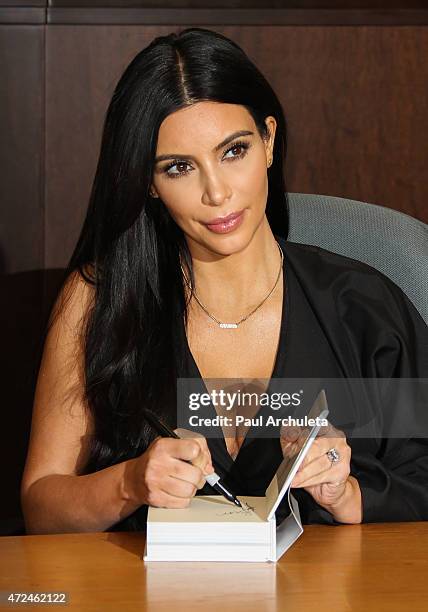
[{"xmin": 162, "ymin": 140, "xmax": 251, "ymax": 179}]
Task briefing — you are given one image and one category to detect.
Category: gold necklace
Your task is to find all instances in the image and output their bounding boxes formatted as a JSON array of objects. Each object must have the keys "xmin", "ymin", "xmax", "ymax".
[{"xmin": 180, "ymin": 241, "xmax": 284, "ymax": 329}]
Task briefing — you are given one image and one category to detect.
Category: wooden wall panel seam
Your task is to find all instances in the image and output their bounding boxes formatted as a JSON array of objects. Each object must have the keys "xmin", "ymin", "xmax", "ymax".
[
  {"xmin": 46, "ymin": 8, "xmax": 428, "ymax": 26},
  {"xmin": 41, "ymin": 25, "xmax": 47, "ymax": 283},
  {"xmin": 3, "ymin": 8, "xmax": 428, "ymax": 25}
]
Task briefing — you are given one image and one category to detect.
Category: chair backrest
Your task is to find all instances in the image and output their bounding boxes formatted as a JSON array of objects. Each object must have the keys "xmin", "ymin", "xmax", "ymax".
[{"xmin": 287, "ymin": 193, "xmax": 428, "ymax": 324}]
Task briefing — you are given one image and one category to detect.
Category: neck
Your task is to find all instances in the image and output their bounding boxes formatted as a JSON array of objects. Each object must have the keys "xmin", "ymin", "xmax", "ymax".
[{"xmin": 181, "ymin": 218, "xmax": 283, "ymax": 319}]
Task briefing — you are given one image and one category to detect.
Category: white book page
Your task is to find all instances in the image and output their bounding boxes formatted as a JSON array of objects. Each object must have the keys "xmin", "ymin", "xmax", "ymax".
[{"xmin": 148, "ymin": 494, "xmax": 267, "ymax": 523}]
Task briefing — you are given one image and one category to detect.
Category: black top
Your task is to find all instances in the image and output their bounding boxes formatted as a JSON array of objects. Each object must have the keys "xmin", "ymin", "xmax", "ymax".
[{"xmin": 112, "ymin": 236, "xmax": 428, "ymax": 530}]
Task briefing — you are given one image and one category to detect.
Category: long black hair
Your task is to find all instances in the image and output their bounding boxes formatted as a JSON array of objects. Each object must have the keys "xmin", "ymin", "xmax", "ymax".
[{"xmin": 59, "ymin": 27, "xmax": 290, "ymax": 476}]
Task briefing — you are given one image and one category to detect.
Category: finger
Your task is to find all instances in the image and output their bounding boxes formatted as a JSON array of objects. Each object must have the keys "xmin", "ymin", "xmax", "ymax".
[
  {"xmin": 159, "ymin": 438, "xmax": 202, "ymax": 463},
  {"xmin": 298, "ymin": 436, "xmax": 349, "ymax": 469},
  {"xmin": 293, "ymin": 468, "xmax": 350, "ymax": 489},
  {"xmin": 292, "ymin": 442, "xmax": 350, "ymax": 485},
  {"xmin": 169, "ymin": 457, "xmax": 205, "ymax": 489},
  {"xmin": 280, "ymin": 426, "xmax": 310, "ymax": 457},
  {"xmin": 174, "ymin": 429, "xmax": 214, "ymax": 474},
  {"xmin": 196, "ymin": 476, "xmax": 206, "ymax": 490},
  {"xmin": 192, "ymin": 440, "xmax": 214, "ymax": 474},
  {"xmin": 153, "ymin": 490, "xmax": 194, "ymax": 509},
  {"xmin": 161, "ymin": 475, "xmax": 198, "ymax": 499},
  {"xmin": 292, "ymin": 457, "xmax": 350, "ymax": 487},
  {"xmin": 292, "ymin": 458, "xmax": 326, "ymax": 487},
  {"xmin": 280, "ymin": 424, "xmax": 302, "ymax": 443}
]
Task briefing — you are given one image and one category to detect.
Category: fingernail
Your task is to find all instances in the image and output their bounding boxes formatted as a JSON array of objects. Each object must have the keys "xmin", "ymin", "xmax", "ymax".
[{"xmin": 283, "ymin": 426, "xmax": 300, "ymax": 440}]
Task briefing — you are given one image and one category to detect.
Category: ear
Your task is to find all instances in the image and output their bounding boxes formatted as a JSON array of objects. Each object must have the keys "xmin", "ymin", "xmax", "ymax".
[{"xmin": 263, "ymin": 116, "xmax": 277, "ymax": 166}]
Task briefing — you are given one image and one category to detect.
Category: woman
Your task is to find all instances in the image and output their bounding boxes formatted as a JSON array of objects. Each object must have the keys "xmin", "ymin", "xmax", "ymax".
[{"xmin": 21, "ymin": 28, "xmax": 428, "ymax": 534}]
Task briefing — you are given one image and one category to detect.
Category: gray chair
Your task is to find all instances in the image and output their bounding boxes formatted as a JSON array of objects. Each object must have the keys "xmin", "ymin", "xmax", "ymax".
[{"xmin": 287, "ymin": 192, "xmax": 428, "ymax": 325}]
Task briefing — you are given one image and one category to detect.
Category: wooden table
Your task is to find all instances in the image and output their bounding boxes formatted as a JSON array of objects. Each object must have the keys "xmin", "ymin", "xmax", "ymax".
[{"xmin": 1, "ymin": 523, "xmax": 428, "ymax": 611}]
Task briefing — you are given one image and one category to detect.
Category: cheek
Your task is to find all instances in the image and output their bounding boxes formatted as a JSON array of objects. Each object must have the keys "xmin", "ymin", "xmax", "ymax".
[
  {"xmin": 158, "ymin": 190, "xmax": 194, "ymax": 226},
  {"xmin": 155, "ymin": 174, "xmax": 198, "ymax": 218},
  {"xmin": 235, "ymin": 150, "xmax": 268, "ymax": 197}
]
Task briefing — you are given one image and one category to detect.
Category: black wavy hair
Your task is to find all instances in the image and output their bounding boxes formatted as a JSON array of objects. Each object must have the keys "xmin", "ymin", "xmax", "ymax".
[{"xmin": 59, "ymin": 27, "xmax": 290, "ymax": 478}]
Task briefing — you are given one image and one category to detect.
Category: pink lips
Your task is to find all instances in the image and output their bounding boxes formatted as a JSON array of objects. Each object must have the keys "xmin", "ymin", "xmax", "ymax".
[
  {"xmin": 203, "ymin": 210, "xmax": 245, "ymax": 234},
  {"xmin": 205, "ymin": 211, "xmax": 243, "ymax": 225}
]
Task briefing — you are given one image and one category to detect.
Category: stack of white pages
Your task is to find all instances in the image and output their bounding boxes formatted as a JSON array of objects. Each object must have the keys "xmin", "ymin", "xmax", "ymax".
[{"xmin": 143, "ymin": 389, "xmax": 329, "ymax": 563}]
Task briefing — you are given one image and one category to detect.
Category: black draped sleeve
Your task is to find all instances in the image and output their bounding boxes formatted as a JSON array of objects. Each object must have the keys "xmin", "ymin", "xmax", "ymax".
[
  {"xmin": 347, "ymin": 273, "xmax": 428, "ymax": 522},
  {"xmin": 284, "ymin": 242, "xmax": 428, "ymax": 524}
]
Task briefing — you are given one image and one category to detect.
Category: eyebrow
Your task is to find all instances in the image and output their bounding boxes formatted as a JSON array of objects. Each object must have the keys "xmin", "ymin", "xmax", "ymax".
[{"xmin": 154, "ymin": 130, "xmax": 254, "ymax": 164}]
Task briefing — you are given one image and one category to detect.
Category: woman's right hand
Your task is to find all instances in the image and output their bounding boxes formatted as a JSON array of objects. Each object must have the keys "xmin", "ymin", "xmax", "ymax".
[{"xmin": 127, "ymin": 435, "xmax": 214, "ymax": 509}]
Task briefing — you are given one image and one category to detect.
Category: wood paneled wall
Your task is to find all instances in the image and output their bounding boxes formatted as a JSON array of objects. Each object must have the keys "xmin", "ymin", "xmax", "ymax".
[
  {"xmin": 1, "ymin": 7, "xmax": 427, "ymax": 528},
  {"xmin": 0, "ymin": 25, "xmax": 45, "ymax": 529}
]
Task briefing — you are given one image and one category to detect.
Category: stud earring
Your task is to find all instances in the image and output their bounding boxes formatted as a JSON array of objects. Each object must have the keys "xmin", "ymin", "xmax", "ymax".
[{"xmin": 267, "ymin": 157, "xmax": 273, "ymax": 168}]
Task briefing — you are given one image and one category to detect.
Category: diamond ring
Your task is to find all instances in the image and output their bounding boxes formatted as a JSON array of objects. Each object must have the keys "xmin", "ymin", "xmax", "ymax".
[{"xmin": 326, "ymin": 447, "xmax": 341, "ymax": 465}]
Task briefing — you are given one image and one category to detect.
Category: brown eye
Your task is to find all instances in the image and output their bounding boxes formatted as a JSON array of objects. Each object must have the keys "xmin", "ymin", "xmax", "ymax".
[
  {"xmin": 163, "ymin": 160, "xmax": 192, "ymax": 179},
  {"xmin": 229, "ymin": 145, "xmax": 243, "ymax": 156},
  {"xmin": 223, "ymin": 141, "xmax": 250, "ymax": 161}
]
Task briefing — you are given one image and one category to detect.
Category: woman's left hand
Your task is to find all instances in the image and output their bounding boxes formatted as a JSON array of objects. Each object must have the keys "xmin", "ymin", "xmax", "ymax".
[{"xmin": 280, "ymin": 420, "xmax": 362, "ymax": 523}]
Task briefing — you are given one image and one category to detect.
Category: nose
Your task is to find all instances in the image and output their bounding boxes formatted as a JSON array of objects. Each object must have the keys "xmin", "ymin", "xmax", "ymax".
[{"xmin": 201, "ymin": 171, "xmax": 232, "ymax": 207}]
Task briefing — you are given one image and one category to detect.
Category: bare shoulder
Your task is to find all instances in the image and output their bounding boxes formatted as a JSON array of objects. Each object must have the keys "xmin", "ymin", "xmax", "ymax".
[
  {"xmin": 49, "ymin": 264, "xmax": 96, "ymax": 335},
  {"xmin": 42, "ymin": 265, "xmax": 96, "ymax": 389},
  {"xmin": 21, "ymin": 265, "xmax": 97, "ymax": 497}
]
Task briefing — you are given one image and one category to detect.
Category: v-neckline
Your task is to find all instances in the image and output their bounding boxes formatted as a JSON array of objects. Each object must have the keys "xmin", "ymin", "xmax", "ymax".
[{"xmin": 180, "ymin": 236, "xmax": 290, "ymax": 464}]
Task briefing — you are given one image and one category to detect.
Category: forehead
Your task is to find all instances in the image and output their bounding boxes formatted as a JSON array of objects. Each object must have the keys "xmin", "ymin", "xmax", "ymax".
[{"xmin": 156, "ymin": 101, "xmax": 255, "ymax": 149}]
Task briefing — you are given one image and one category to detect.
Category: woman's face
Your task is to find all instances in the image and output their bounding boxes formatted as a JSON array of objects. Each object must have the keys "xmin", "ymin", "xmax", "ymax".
[{"xmin": 150, "ymin": 101, "xmax": 276, "ymax": 257}]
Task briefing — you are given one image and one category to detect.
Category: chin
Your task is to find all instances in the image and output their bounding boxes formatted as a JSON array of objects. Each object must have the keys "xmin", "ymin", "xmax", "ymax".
[{"xmin": 201, "ymin": 230, "xmax": 256, "ymax": 258}]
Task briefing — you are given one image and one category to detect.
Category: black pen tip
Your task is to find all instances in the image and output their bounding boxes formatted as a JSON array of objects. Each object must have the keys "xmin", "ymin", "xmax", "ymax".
[{"xmin": 234, "ymin": 498, "xmax": 242, "ymax": 508}]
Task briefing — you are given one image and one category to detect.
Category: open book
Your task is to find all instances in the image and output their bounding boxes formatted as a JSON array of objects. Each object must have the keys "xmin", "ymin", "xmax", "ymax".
[{"xmin": 143, "ymin": 389, "xmax": 329, "ymax": 562}]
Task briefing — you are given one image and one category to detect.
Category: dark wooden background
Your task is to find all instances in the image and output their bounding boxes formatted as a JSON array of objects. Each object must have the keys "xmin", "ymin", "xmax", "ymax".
[{"xmin": 1, "ymin": 1, "xmax": 427, "ymax": 531}]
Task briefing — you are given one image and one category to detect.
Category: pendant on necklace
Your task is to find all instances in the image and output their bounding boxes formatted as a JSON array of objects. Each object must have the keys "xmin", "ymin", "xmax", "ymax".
[{"xmin": 219, "ymin": 322, "xmax": 238, "ymax": 329}]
